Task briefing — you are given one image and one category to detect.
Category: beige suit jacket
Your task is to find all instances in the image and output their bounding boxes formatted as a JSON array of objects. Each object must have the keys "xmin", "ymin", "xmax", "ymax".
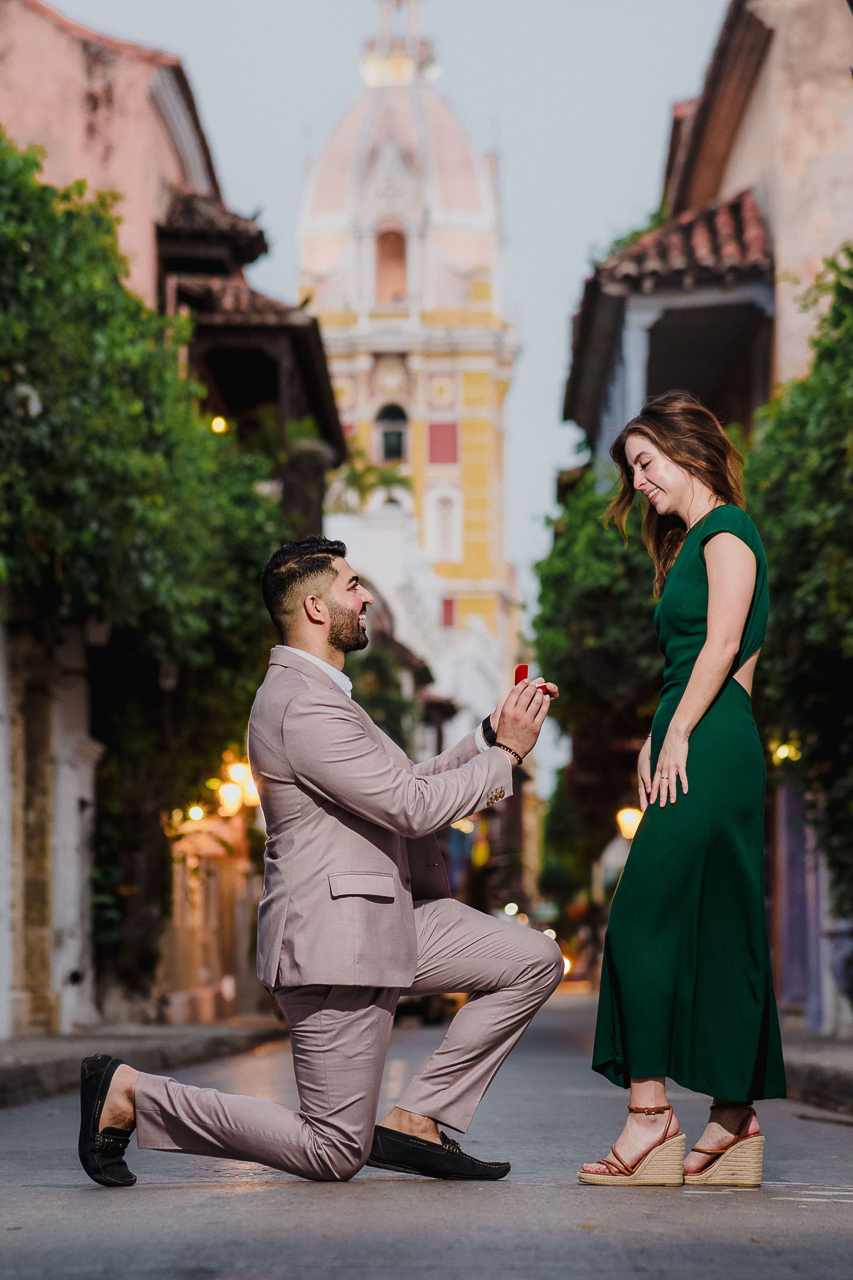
[{"xmin": 247, "ymin": 648, "xmax": 513, "ymax": 990}]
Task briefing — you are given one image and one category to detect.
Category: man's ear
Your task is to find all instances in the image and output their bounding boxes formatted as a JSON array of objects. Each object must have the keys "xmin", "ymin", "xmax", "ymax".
[{"xmin": 303, "ymin": 593, "xmax": 328, "ymax": 626}]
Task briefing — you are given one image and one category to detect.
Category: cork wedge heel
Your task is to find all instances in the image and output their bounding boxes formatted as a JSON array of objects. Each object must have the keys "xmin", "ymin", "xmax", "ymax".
[
  {"xmin": 578, "ymin": 1104, "xmax": 685, "ymax": 1187},
  {"xmin": 684, "ymin": 1133, "xmax": 764, "ymax": 1186},
  {"xmin": 684, "ymin": 1105, "xmax": 764, "ymax": 1186}
]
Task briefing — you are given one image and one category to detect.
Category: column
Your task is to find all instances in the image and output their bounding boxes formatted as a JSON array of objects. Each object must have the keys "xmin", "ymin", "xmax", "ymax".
[
  {"xmin": 621, "ymin": 300, "xmax": 663, "ymax": 421},
  {"xmin": 0, "ymin": 625, "xmax": 12, "ymax": 1039}
]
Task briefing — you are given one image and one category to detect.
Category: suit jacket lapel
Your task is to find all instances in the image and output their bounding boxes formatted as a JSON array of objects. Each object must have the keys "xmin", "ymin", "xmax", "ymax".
[{"xmin": 268, "ymin": 647, "xmax": 349, "ymax": 698}]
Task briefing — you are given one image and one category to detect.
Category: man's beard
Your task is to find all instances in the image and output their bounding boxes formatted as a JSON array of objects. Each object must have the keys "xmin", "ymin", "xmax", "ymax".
[{"xmin": 327, "ymin": 600, "xmax": 369, "ymax": 654}]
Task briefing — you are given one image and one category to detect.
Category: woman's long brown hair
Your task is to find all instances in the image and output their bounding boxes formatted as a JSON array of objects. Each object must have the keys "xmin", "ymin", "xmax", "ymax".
[{"xmin": 606, "ymin": 391, "xmax": 745, "ymax": 596}]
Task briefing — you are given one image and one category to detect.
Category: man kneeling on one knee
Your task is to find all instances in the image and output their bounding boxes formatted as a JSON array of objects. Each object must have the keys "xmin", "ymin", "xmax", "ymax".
[{"xmin": 79, "ymin": 537, "xmax": 563, "ymax": 1186}]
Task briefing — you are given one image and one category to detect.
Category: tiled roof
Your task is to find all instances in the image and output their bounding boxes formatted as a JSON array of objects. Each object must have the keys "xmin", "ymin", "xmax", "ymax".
[
  {"xmin": 172, "ymin": 274, "xmax": 308, "ymax": 327},
  {"xmin": 174, "ymin": 273, "xmax": 347, "ymax": 463},
  {"xmin": 159, "ymin": 194, "xmax": 267, "ymax": 265},
  {"xmin": 599, "ymin": 190, "xmax": 772, "ymax": 296}
]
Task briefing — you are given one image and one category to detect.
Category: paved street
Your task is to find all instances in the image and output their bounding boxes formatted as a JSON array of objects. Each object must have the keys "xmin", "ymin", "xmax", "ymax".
[{"xmin": 1, "ymin": 989, "xmax": 852, "ymax": 1279}]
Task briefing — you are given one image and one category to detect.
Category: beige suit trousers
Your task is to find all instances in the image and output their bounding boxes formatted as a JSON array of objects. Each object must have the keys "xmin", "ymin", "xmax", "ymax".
[{"xmin": 135, "ymin": 900, "xmax": 563, "ymax": 1181}]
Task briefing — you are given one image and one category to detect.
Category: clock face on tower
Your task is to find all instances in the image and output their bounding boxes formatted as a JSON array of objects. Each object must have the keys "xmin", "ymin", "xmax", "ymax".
[{"xmin": 374, "ymin": 357, "xmax": 408, "ymax": 400}]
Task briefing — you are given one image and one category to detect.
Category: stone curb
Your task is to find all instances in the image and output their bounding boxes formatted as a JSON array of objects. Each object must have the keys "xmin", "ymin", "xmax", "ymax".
[
  {"xmin": 784, "ymin": 1043, "xmax": 853, "ymax": 1115},
  {"xmin": 0, "ymin": 1023, "xmax": 289, "ymax": 1111}
]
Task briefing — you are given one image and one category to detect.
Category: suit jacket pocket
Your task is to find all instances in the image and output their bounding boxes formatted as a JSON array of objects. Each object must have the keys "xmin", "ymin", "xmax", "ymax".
[{"xmin": 328, "ymin": 872, "xmax": 395, "ymax": 901}]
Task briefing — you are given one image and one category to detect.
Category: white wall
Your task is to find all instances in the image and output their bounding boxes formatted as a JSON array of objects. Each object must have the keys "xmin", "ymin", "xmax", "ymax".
[
  {"xmin": 722, "ymin": 0, "xmax": 853, "ymax": 381},
  {"xmin": 51, "ymin": 630, "xmax": 102, "ymax": 1032}
]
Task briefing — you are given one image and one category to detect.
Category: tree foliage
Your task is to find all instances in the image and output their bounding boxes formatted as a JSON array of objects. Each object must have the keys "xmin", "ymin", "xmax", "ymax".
[
  {"xmin": 0, "ymin": 133, "xmax": 288, "ymax": 992},
  {"xmin": 325, "ymin": 444, "xmax": 410, "ymax": 512},
  {"xmin": 747, "ymin": 246, "xmax": 853, "ymax": 916},
  {"xmin": 534, "ymin": 471, "xmax": 662, "ymax": 892},
  {"xmin": 594, "ymin": 199, "xmax": 669, "ymax": 268},
  {"xmin": 0, "ymin": 132, "xmax": 280, "ymax": 658}
]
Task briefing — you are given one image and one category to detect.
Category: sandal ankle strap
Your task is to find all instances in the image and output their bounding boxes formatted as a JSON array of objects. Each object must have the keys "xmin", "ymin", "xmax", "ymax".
[{"xmin": 627, "ymin": 1104, "xmax": 672, "ymax": 1115}]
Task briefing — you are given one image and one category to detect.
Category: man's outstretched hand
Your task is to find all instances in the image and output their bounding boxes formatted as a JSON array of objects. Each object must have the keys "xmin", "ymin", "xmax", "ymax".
[{"xmin": 493, "ymin": 679, "xmax": 558, "ymax": 762}]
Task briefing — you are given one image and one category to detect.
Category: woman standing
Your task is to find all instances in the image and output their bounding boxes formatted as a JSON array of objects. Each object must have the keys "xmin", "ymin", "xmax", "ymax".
[{"xmin": 579, "ymin": 392, "xmax": 786, "ymax": 1188}]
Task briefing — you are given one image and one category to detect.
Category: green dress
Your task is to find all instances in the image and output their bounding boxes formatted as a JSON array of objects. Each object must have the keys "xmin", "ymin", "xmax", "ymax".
[{"xmin": 593, "ymin": 505, "xmax": 787, "ymax": 1101}]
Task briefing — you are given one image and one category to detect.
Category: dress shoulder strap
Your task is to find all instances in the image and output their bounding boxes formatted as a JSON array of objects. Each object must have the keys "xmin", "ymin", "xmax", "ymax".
[{"xmin": 696, "ymin": 505, "xmax": 761, "ymax": 556}]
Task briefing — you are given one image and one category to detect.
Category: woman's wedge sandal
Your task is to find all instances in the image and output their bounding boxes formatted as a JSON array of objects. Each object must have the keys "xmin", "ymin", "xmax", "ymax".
[
  {"xmin": 683, "ymin": 1105, "xmax": 764, "ymax": 1187},
  {"xmin": 577, "ymin": 1105, "xmax": 685, "ymax": 1186}
]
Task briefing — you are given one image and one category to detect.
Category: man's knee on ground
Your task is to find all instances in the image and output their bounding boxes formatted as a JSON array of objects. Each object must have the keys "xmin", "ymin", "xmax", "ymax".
[{"xmin": 307, "ymin": 1131, "xmax": 371, "ymax": 1182}]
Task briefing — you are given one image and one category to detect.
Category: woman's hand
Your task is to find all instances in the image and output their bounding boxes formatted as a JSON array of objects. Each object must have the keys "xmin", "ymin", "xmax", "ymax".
[
  {"xmin": 649, "ymin": 728, "xmax": 689, "ymax": 807},
  {"xmin": 637, "ymin": 737, "xmax": 652, "ymax": 811}
]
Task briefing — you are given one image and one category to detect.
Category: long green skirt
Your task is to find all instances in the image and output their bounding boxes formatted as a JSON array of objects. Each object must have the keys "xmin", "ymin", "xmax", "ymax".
[{"xmin": 593, "ymin": 678, "xmax": 787, "ymax": 1101}]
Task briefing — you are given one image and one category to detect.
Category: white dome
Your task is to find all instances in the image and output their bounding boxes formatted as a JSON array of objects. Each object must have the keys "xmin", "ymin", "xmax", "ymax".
[{"xmin": 299, "ymin": 12, "xmax": 499, "ymax": 317}]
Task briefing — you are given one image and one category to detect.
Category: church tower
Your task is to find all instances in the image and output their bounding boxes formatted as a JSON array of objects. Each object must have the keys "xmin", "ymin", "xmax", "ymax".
[{"xmin": 300, "ymin": 0, "xmax": 517, "ymax": 739}]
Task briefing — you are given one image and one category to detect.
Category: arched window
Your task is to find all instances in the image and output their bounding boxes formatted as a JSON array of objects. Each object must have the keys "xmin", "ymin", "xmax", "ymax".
[
  {"xmin": 377, "ymin": 403, "xmax": 407, "ymax": 462},
  {"xmin": 376, "ymin": 230, "xmax": 407, "ymax": 304}
]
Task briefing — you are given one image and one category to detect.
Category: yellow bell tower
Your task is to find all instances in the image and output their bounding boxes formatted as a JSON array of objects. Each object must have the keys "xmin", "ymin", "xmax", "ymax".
[{"xmin": 299, "ymin": 0, "xmax": 517, "ymax": 730}]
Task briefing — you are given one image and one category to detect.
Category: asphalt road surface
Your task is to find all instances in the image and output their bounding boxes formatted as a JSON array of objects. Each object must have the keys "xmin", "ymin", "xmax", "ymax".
[{"xmin": 2, "ymin": 989, "xmax": 852, "ymax": 1279}]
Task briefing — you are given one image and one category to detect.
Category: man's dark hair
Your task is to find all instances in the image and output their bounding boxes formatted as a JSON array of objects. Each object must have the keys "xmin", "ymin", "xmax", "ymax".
[{"xmin": 261, "ymin": 537, "xmax": 347, "ymax": 639}]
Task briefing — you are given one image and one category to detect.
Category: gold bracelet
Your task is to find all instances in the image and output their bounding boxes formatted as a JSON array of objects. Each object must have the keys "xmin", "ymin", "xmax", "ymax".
[{"xmin": 495, "ymin": 742, "xmax": 523, "ymax": 766}]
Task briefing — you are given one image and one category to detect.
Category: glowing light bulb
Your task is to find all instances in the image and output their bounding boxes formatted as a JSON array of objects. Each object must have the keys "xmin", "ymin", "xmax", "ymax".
[
  {"xmin": 228, "ymin": 762, "xmax": 249, "ymax": 782},
  {"xmin": 504, "ymin": 902, "xmax": 519, "ymax": 917},
  {"xmin": 544, "ymin": 928, "xmax": 557, "ymax": 940},
  {"xmin": 563, "ymin": 956, "xmax": 572, "ymax": 975},
  {"xmin": 211, "ymin": 417, "xmax": 227, "ymax": 433},
  {"xmin": 188, "ymin": 806, "xmax": 204, "ymax": 821},
  {"xmin": 243, "ymin": 774, "xmax": 260, "ymax": 805},
  {"xmin": 616, "ymin": 807, "xmax": 644, "ymax": 841},
  {"xmin": 218, "ymin": 782, "xmax": 243, "ymax": 814}
]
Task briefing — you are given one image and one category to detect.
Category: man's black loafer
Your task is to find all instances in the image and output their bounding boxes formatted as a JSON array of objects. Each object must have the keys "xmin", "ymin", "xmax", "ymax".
[
  {"xmin": 366, "ymin": 1125, "xmax": 510, "ymax": 1180},
  {"xmin": 78, "ymin": 1054, "xmax": 136, "ymax": 1187}
]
